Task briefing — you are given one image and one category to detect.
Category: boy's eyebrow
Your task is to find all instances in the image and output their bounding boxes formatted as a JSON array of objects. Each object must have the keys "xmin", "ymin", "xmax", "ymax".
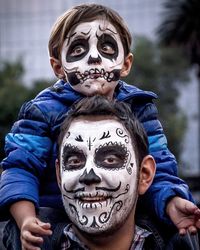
[
  {"xmin": 99, "ymin": 25, "xmax": 117, "ymax": 35},
  {"xmin": 66, "ymin": 32, "xmax": 76, "ymax": 46},
  {"xmin": 66, "ymin": 29, "xmax": 91, "ymax": 46},
  {"xmin": 81, "ymin": 29, "xmax": 91, "ymax": 36}
]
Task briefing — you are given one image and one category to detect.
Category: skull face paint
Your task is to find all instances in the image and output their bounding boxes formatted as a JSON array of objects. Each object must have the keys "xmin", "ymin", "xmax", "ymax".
[
  {"xmin": 61, "ymin": 20, "xmax": 125, "ymax": 97},
  {"xmin": 59, "ymin": 118, "xmax": 139, "ymax": 234}
]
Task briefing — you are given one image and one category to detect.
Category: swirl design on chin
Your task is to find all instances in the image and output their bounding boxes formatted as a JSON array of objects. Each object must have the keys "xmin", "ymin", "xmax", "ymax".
[
  {"xmin": 69, "ymin": 203, "xmax": 88, "ymax": 226},
  {"xmin": 116, "ymin": 128, "xmax": 129, "ymax": 143},
  {"xmin": 99, "ymin": 200, "xmax": 123, "ymax": 224}
]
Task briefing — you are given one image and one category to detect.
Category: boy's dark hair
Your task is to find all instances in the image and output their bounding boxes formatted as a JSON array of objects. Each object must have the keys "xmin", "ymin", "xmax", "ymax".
[
  {"xmin": 49, "ymin": 3, "xmax": 132, "ymax": 61},
  {"xmin": 58, "ymin": 95, "xmax": 149, "ymax": 167}
]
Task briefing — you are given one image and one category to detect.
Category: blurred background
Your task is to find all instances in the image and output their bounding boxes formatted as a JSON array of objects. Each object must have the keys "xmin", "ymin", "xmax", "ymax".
[{"xmin": 0, "ymin": 0, "xmax": 199, "ymax": 205}]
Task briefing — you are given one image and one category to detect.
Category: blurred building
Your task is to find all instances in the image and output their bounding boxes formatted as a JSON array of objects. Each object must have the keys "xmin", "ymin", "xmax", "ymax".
[{"xmin": 0, "ymin": 0, "xmax": 199, "ymax": 177}]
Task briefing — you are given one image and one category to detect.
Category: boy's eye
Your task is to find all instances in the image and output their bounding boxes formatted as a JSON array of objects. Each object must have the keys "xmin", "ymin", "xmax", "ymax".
[
  {"xmin": 70, "ymin": 45, "xmax": 86, "ymax": 57},
  {"xmin": 100, "ymin": 43, "xmax": 115, "ymax": 55},
  {"xmin": 97, "ymin": 34, "xmax": 118, "ymax": 59},
  {"xmin": 66, "ymin": 38, "xmax": 89, "ymax": 62}
]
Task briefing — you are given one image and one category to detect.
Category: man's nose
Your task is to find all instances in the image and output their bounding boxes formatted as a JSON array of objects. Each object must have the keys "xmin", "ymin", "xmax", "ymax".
[{"xmin": 79, "ymin": 168, "xmax": 101, "ymax": 185}]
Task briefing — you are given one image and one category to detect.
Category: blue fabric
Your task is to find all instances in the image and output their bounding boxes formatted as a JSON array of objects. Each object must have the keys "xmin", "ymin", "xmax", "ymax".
[{"xmin": 0, "ymin": 79, "xmax": 193, "ymax": 222}]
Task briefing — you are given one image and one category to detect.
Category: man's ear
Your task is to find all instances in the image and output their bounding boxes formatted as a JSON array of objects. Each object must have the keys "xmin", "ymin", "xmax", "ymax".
[
  {"xmin": 138, "ymin": 155, "xmax": 156, "ymax": 195},
  {"xmin": 50, "ymin": 57, "xmax": 65, "ymax": 79},
  {"xmin": 120, "ymin": 53, "xmax": 133, "ymax": 77},
  {"xmin": 55, "ymin": 159, "xmax": 61, "ymax": 189}
]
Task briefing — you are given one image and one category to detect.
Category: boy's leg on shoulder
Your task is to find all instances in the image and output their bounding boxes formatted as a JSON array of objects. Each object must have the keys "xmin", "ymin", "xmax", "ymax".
[
  {"xmin": 3, "ymin": 219, "xmax": 21, "ymax": 250},
  {"xmin": 0, "ymin": 221, "xmax": 7, "ymax": 250},
  {"xmin": 165, "ymin": 231, "xmax": 200, "ymax": 250}
]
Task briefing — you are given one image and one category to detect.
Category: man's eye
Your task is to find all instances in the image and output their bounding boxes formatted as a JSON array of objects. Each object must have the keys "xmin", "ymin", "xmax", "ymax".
[
  {"xmin": 70, "ymin": 45, "xmax": 86, "ymax": 57},
  {"xmin": 95, "ymin": 145, "xmax": 128, "ymax": 169},
  {"xmin": 101, "ymin": 43, "xmax": 115, "ymax": 55},
  {"xmin": 103, "ymin": 155, "xmax": 120, "ymax": 164},
  {"xmin": 64, "ymin": 154, "xmax": 85, "ymax": 170}
]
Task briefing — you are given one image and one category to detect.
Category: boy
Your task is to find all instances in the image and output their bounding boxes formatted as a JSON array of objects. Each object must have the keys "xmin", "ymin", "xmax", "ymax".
[{"xmin": 1, "ymin": 3, "xmax": 200, "ymax": 249}]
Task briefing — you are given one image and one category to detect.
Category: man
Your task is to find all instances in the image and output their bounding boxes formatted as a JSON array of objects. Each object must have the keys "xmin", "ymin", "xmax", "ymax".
[
  {"xmin": 55, "ymin": 95, "xmax": 155, "ymax": 250},
  {"xmin": 53, "ymin": 95, "xmax": 199, "ymax": 250}
]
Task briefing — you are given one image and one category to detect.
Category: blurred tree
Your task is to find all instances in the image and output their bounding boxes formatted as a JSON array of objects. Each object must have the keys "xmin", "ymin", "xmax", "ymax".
[
  {"xmin": 157, "ymin": 0, "xmax": 200, "ymax": 169},
  {"xmin": 0, "ymin": 61, "xmax": 29, "ymax": 161},
  {"xmin": 0, "ymin": 61, "xmax": 52, "ymax": 162},
  {"xmin": 124, "ymin": 36, "xmax": 190, "ymax": 161}
]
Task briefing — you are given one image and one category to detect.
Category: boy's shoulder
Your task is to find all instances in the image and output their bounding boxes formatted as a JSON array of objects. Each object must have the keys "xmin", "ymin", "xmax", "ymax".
[
  {"xmin": 116, "ymin": 81, "xmax": 158, "ymax": 101},
  {"xmin": 34, "ymin": 80, "xmax": 82, "ymax": 105},
  {"xmin": 19, "ymin": 80, "xmax": 82, "ymax": 123},
  {"xmin": 27, "ymin": 80, "xmax": 82, "ymax": 111}
]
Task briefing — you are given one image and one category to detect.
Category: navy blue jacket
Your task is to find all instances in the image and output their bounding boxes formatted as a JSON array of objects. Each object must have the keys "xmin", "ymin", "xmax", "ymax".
[{"xmin": 0, "ymin": 80, "xmax": 193, "ymax": 222}]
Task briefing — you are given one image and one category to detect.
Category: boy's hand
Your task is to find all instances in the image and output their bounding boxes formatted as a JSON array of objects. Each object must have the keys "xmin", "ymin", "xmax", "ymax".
[
  {"xmin": 166, "ymin": 197, "xmax": 200, "ymax": 235},
  {"xmin": 21, "ymin": 216, "xmax": 52, "ymax": 250}
]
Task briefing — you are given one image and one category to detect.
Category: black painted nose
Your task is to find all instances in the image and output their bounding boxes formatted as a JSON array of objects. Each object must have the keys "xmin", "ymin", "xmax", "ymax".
[
  {"xmin": 87, "ymin": 55, "xmax": 102, "ymax": 64},
  {"xmin": 79, "ymin": 169, "xmax": 101, "ymax": 185}
]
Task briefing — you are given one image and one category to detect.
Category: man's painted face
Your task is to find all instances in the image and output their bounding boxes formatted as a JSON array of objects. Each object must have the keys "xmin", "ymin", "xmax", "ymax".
[
  {"xmin": 61, "ymin": 20, "xmax": 125, "ymax": 97},
  {"xmin": 59, "ymin": 118, "xmax": 139, "ymax": 234}
]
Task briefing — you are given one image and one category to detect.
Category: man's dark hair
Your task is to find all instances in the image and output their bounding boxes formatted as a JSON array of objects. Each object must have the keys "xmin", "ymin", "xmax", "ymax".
[{"xmin": 58, "ymin": 95, "xmax": 149, "ymax": 166}]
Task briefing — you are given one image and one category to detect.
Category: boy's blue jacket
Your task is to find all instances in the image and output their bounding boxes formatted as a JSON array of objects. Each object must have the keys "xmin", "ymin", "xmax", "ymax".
[{"xmin": 0, "ymin": 80, "xmax": 193, "ymax": 222}]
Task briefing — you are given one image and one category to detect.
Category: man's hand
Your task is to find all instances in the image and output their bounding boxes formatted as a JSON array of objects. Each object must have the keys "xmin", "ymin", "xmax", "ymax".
[
  {"xmin": 166, "ymin": 197, "xmax": 200, "ymax": 235},
  {"xmin": 21, "ymin": 216, "xmax": 52, "ymax": 250}
]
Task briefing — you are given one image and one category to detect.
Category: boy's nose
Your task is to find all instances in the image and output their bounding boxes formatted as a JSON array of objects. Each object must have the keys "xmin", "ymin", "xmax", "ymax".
[
  {"xmin": 79, "ymin": 168, "xmax": 101, "ymax": 185},
  {"xmin": 87, "ymin": 55, "xmax": 102, "ymax": 65}
]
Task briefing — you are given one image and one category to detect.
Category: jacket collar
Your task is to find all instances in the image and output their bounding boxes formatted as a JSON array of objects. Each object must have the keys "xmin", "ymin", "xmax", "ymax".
[{"xmin": 48, "ymin": 79, "xmax": 157, "ymax": 104}]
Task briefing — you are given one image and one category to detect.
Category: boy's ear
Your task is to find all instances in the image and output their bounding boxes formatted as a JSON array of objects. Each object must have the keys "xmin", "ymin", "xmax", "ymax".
[
  {"xmin": 50, "ymin": 57, "xmax": 65, "ymax": 79},
  {"xmin": 120, "ymin": 53, "xmax": 133, "ymax": 77},
  {"xmin": 55, "ymin": 159, "xmax": 61, "ymax": 189},
  {"xmin": 138, "ymin": 155, "xmax": 156, "ymax": 195}
]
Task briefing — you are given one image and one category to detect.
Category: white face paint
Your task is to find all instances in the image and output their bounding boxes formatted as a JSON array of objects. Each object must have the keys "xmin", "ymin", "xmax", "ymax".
[
  {"xmin": 61, "ymin": 20, "xmax": 125, "ymax": 98},
  {"xmin": 60, "ymin": 118, "xmax": 139, "ymax": 234}
]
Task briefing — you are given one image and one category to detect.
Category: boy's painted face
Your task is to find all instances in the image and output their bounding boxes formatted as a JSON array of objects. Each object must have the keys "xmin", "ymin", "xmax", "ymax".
[
  {"xmin": 61, "ymin": 20, "xmax": 125, "ymax": 98},
  {"xmin": 59, "ymin": 118, "xmax": 139, "ymax": 235}
]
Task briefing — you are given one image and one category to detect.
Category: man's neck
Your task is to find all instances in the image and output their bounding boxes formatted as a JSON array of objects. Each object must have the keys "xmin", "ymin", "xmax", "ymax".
[{"xmin": 73, "ymin": 211, "xmax": 135, "ymax": 250}]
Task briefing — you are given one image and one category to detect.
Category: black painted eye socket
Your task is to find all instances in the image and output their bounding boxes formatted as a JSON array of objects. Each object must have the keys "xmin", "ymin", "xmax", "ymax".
[
  {"xmin": 97, "ymin": 34, "xmax": 118, "ymax": 60},
  {"xmin": 95, "ymin": 145, "xmax": 128, "ymax": 169},
  {"xmin": 62, "ymin": 145, "xmax": 86, "ymax": 171},
  {"xmin": 66, "ymin": 154, "xmax": 86, "ymax": 170},
  {"xmin": 66, "ymin": 38, "xmax": 89, "ymax": 62}
]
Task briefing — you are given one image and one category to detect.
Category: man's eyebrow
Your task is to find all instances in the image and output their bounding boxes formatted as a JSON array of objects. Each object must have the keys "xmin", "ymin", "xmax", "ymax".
[
  {"xmin": 99, "ymin": 25, "xmax": 117, "ymax": 35},
  {"xmin": 62, "ymin": 144, "xmax": 82, "ymax": 156}
]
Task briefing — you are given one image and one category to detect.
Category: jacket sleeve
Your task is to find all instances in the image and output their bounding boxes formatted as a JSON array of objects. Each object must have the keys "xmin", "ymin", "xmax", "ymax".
[
  {"xmin": 0, "ymin": 100, "xmax": 53, "ymax": 218},
  {"xmin": 134, "ymin": 100, "xmax": 193, "ymax": 224}
]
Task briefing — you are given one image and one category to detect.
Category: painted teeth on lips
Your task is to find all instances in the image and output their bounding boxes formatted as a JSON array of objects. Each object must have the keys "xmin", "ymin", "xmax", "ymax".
[
  {"xmin": 75, "ymin": 193, "xmax": 111, "ymax": 203},
  {"xmin": 80, "ymin": 196, "xmax": 108, "ymax": 202}
]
